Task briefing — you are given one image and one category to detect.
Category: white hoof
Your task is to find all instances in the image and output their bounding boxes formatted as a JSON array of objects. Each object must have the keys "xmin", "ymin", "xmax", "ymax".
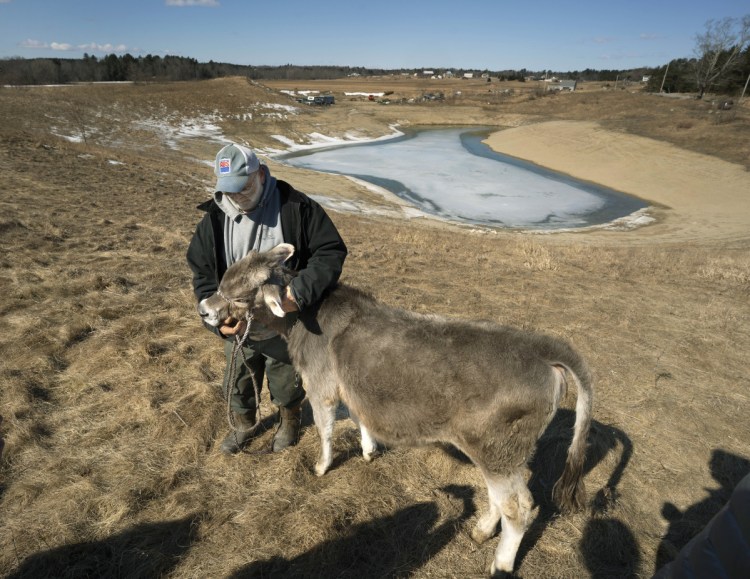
[{"xmin": 314, "ymin": 462, "xmax": 329, "ymax": 476}]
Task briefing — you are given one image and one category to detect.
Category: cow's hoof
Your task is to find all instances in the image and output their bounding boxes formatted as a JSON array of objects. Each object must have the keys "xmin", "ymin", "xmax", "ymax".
[
  {"xmin": 363, "ymin": 451, "xmax": 376, "ymax": 463},
  {"xmin": 314, "ymin": 462, "xmax": 328, "ymax": 476},
  {"xmin": 489, "ymin": 562, "xmax": 512, "ymax": 578}
]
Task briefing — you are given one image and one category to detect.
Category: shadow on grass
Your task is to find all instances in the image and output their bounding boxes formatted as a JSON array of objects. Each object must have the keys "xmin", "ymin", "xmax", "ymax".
[
  {"xmin": 516, "ymin": 410, "xmax": 636, "ymax": 576},
  {"xmin": 6, "ymin": 514, "xmax": 200, "ymax": 579},
  {"xmin": 285, "ymin": 407, "xmax": 636, "ymax": 577},
  {"xmin": 229, "ymin": 485, "xmax": 476, "ymax": 578},
  {"xmin": 654, "ymin": 448, "xmax": 750, "ymax": 574},
  {"xmin": 581, "ymin": 517, "xmax": 641, "ymax": 578}
]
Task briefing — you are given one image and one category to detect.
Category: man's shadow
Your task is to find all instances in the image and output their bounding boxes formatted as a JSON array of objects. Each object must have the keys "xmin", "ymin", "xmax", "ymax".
[
  {"xmin": 6, "ymin": 514, "xmax": 200, "ymax": 579},
  {"xmin": 229, "ymin": 484, "xmax": 475, "ymax": 578},
  {"xmin": 654, "ymin": 448, "xmax": 750, "ymax": 572},
  {"xmin": 580, "ymin": 517, "xmax": 642, "ymax": 578}
]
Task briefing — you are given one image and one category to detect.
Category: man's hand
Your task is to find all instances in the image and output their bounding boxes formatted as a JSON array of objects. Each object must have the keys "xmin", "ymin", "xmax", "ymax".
[
  {"xmin": 219, "ymin": 317, "xmax": 247, "ymax": 337},
  {"xmin": 281, "ymin": 286, "xmax": 299, "ymax": 313}
]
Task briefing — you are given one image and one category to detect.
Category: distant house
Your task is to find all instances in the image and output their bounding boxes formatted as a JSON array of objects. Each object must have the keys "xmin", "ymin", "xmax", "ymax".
[
  {"xmin": 423, "ymin": 70, "xmax": 434, "ymax": 76},
  {"xmin": 548, "ymin": 80, "xmax": 577, "ymax": 92},
  {"xmin": 560, "ymin": 80, "xmax": 577, "ymax": 91},
  {"xmin": 463, "ymin": 73, "xmax": 474, "ymax": 79}
]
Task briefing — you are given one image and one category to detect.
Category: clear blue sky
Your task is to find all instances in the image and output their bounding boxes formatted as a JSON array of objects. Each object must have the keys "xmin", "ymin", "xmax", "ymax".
[{"xmin": 0, "ymin": 0, "xmax": 747, "ymax": 71}]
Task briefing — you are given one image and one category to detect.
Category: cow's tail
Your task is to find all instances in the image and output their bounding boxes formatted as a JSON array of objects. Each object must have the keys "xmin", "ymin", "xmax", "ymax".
[{"xmin": 551, "ymin": 359, "xmax": 593, "ymax": 512}]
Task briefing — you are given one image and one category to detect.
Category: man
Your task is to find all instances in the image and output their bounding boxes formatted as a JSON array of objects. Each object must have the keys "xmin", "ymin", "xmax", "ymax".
[{"xmin": 187, "ymin": 143, "xmax": 347, "ymax": 454}]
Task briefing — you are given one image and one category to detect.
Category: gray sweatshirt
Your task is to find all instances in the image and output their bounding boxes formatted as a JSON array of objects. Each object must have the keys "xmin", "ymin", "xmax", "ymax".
[{"xmin": 213, "ymin": 165, "xmax": 285, "ymax": 341}]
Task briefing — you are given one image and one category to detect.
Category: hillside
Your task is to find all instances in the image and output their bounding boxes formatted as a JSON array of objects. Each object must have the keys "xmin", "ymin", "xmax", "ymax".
[{"xmin": 0, "ymin": 77, "xmax": 748, "ymax": 578}]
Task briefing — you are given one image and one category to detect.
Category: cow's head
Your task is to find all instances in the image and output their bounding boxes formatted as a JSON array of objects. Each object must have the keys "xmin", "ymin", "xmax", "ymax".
[{"xmin": 197, "ymin": 243, "xmax": 295, "ymax": 327}]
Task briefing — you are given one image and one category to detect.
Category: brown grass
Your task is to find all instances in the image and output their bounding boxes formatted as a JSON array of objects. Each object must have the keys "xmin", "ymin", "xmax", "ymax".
[{"xmin": 1, "ymin": 77, "xmax": 748, "ymax": 578}]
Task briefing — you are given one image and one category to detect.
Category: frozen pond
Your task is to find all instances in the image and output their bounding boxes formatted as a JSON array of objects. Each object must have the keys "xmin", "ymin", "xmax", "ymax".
[{"xmin": 278, "ymin": 127, "xmax": 648, "ymax": 230}]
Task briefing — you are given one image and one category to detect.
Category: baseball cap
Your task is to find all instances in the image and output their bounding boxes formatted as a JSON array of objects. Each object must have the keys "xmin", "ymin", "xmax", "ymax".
[{"xmin": 214, "ymin": 143, "xmax": 261, "ymax": 193}]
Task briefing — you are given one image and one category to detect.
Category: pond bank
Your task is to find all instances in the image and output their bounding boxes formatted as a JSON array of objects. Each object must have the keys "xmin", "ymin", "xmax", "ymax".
[{"xmin": 484, "ymin": 120, "xmax": 750, "ymax": 242}]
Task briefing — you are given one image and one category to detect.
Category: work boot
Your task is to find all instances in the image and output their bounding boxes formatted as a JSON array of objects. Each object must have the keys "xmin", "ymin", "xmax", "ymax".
[
  {"xmin": 272, "ymin": 403, "xmax": 302, "ymax": 452},
  {"xmin": 220, "ymin": 410, "xmax": 257, "ymax": 455}
]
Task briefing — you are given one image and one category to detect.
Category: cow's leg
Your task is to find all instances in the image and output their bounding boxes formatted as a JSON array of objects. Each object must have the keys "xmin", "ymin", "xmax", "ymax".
[
  {"xmin": 489, "ymin": 471, "xmax": 534, "ymax": 576},
  {"xmin": 359, "ymin": 423, "xmax": 377, "ymax": 462},
  {"xmin": 471, "ymin": 472, "xmax": 504, "ymax": 545},
  {"xmin": 309, "ymin": 395, "xmax": 336, "ymax": 476},
  {"xmin": 348, "ymin": 412, "xmax": 378, "ymax": 462}
]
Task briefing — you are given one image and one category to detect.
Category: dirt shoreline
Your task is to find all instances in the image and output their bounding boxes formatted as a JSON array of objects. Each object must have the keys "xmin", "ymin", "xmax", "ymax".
[{"xmin": 484, "ymin": 120, "xmax": 750, "ymax": 243}]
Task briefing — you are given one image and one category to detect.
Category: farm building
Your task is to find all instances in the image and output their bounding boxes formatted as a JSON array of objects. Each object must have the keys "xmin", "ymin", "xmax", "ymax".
[{"xmin": 548, "ymin": 80, "xmax": 577, "ymax": 92}]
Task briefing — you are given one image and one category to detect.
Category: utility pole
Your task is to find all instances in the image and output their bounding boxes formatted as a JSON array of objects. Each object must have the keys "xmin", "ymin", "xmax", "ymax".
[
  {"xmin": 740, "ymin": 71, "xmax": 750, "ymax": 104},
  {"xmin": 659, "ymin": 60, "xmax": 671, "ymax": 93}
]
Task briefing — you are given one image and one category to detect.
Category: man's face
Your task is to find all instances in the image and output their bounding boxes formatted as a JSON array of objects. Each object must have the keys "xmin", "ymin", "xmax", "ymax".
[{"xmin": 225, "ymin": 169, "xmax": 264, "ymax": 211}]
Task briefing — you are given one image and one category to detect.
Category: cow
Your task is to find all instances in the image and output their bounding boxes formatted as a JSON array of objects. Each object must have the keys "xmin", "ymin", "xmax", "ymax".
[{"xmin": 198, "ymin": 243, "xmax": 593, "ymax": 576}]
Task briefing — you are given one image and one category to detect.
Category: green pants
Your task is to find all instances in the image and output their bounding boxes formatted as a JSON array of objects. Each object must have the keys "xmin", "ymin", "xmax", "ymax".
[{"xmin": 222, "ymin": 335, "xmax": 304, "ymax": 413}]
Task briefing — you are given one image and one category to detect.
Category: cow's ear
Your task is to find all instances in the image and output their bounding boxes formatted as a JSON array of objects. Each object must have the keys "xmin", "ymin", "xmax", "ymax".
[
  {"xmin": 262, "ymin": 284, "xmax": 286, "ymax": 317},
  {"xmin": 266, "ymin": 243, "xmax": 295, "ymax": 264}
]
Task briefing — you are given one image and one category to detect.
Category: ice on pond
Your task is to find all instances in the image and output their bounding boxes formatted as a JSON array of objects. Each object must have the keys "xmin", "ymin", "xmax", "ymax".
[{"xmin": 279, "ymin": 128, "xmax": 647, "ymax": 229}]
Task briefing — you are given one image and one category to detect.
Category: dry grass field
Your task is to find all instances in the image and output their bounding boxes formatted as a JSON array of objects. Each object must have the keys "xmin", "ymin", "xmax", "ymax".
[{"xmin": 1, "ymin": 76, "xmax": 749, "ymax": 578}]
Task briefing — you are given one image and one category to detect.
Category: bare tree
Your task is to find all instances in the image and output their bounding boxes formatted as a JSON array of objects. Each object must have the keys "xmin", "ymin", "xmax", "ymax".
[{"xmin": 693, "ymin": 15, "xmax": 750, "ymax": 98}]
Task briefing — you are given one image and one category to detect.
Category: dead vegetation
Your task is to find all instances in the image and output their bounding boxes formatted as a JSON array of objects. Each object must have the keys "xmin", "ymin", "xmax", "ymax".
[{"xmin": 0, "ymin": 77, "xmax": 748, "ymax": 578}]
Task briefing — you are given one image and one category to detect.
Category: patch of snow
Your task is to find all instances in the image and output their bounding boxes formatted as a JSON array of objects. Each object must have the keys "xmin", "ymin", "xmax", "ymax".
[
  {"xmin": 599, "ymin": 208, "xmax": 656, "ymax": 230},
  {"xmin": 345, "ymin": 92, "xmax": 385, "ymax": 97},
  {"xmin": 310, "ymin": 195, "xmax": 414, "ymax": 220},
  {"xmin": 135, "ymin": 114, "xmax": 226, "ymax": 150},
  {"xmin": 55, "ymin": 133, "xmax": 84, "ymax": 143},
  {"xmin": 269, "ymin": 125, "xmax": 403, "ymax": 153},
  {"xmin": 270, "ymin": 135, "xmax": 298, "ymax": 148},
  {"xmin": 259, "ymin": 102, "xmax": 300, "ymax": 114}
]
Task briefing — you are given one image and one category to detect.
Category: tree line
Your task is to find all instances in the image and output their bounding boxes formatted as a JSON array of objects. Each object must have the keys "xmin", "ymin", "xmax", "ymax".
[
  {"xmin": 0, "ymin": 54, "xmax": 660, "ymax": 86},
  {"xmin": 646, "ymin": 16, "xmax": 750, "ymax": 97},
  {"xmin": 2, "ymin": 15, "xmax": 748, "ymax": 98}
]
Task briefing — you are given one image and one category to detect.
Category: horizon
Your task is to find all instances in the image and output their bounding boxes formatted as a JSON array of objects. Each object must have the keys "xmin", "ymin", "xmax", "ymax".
[{"xmin": 0, "ymin": 0, "xmax": 747, "ymax": 72}]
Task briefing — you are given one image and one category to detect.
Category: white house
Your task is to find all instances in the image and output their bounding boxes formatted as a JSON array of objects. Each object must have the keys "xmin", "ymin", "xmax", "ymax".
[{"xmin": 548, "ymin": 79, "xmax": 577, "ymax": 92}]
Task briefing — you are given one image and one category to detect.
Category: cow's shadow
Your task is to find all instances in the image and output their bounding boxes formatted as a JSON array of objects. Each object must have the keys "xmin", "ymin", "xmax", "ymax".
[
  {"xmin": 6, "ymin": 514, "xmax": 200, "ymax": 579},
  {"xmin": 228, "ymin": 484, "xmax": 476, "ymax": 578},
  {"xmin": 531, "ymin": 409, "xmax": 632, "ymax": 514},
  {"xmin": 515, "ymin": 410, "xmax": 634, "ymax": 569},
  {"xmin": 654, "ymin": 448, "xmax": 750, "ymax": 573},
  {"xmin": 300, "ymin": 404, "xmax": 632, "ymax": 576}
]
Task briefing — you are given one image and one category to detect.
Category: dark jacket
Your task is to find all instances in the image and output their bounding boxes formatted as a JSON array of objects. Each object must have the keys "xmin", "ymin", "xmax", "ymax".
[
  {"xmin": 186, "ymin": 179, "xmax": 347, "ymax": 333},
  {"xmin": 654, "ymin": 472, "xmax": 750, "ymax": 579}
]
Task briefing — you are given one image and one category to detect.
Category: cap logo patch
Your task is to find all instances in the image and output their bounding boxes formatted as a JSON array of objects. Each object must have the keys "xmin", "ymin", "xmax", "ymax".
[{"xmin": 219, "ymin": 158, "xmax": 231, "ymax": 174}]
